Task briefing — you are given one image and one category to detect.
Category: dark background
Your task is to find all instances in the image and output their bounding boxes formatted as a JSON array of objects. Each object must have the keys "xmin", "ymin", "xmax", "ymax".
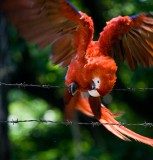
[{"xmin": 0, "ymin": 0, "xmax": 153, "ymax": 159}]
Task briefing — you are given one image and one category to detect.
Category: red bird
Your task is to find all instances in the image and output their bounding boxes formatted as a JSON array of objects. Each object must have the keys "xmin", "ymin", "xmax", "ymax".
[{"xmin": 1, "ymin": 0, "xmax": 153, "ymax": 146}]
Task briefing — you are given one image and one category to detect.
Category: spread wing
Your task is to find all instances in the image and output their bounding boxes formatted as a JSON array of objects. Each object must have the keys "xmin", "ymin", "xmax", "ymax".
[
  {"xmin": 99, "ymin": 13, "xmax": 153, "ymax": 69},
  {"xmin": 1, "ymin": 0, "xmax": 94, "ymax": 66}
]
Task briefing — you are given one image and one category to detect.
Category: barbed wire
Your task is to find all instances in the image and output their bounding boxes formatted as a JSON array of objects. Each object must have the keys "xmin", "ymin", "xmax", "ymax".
[
  {"xmin": 0, "ymin": 82, "xmax": 153, "ymax": 91},
  {"xmin": 0, "ymin": 82, "xmax": 65, "ymax": 89},
  {"xmin": 0, "ymin": 119, "xmax": 153, "ymax": 127}
]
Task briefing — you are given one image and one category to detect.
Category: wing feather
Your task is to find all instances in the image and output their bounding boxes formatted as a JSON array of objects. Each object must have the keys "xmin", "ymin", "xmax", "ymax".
[
  {"xmin": 51, "ymin": 34, "xmax": 75, "ymax": 65},
  {"xmin": 130, "ymin": 29, "xmax": 153, "ymax": 59},
  {"xmin": 1, "ymin": 0, "xmax": 94, "ymax": 66},
  {"xmin": 99, "ymin": 13, "xmax": 153, "ymax": 69},
  {"xmin": 122, "ymin": 35, "xmax": 137, "ymax": 69}
]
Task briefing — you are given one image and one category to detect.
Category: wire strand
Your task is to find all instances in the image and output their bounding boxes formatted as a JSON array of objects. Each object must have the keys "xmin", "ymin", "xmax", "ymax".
[
  {"xmin": 1, "ymin": 119, "xmax": 153, "ymax": 127},
  {"xmin": 0, "ymin": 82, "xmax": 153, "ymax": 91},
  {"xmin": 0, "ymin": 82, "xmax": 66, "ymax": 89}
]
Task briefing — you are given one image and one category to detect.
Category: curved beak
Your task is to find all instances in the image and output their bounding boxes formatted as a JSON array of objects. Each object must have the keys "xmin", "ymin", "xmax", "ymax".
[{"xmin": 88, "ymin": 81, "xmax": 100, "ymax": 97}]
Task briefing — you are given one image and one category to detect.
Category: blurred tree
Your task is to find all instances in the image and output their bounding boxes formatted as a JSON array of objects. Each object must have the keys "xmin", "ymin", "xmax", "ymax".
[{"xmin": 0, "ymin": 11, "xmax": 10, "ymax": 159}]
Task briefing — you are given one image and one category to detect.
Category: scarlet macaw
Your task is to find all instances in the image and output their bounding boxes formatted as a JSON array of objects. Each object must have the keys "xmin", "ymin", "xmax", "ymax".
[{"xmin": 1, "ymin": 0, "xmax": 153, "ymax": 146}]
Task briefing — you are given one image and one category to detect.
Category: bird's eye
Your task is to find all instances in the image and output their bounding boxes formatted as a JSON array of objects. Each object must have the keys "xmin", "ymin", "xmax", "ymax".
[
  {"xmin": 92, "ymin": 77, "xmax": 101, "ymax": 89},
  {"xmin": 68, "ymin": 82, "xmax": 78, "ymax": 96}
]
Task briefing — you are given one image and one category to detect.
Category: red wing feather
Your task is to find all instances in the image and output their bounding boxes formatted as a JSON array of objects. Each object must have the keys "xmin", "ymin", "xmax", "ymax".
[
  {"xmin": 1, "ymin": 0, "xmax": 94, "ymax": 66},
  {"xmin": 99, "ymin": 13, "xmax": 153, "ymax": 69},
  {"xmin": 121, "ymin": 14, "xmax": 153, "ymax": 68}
]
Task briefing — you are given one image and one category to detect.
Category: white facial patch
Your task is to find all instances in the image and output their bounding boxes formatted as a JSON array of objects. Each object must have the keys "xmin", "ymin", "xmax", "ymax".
[
  {"xmin": 92, "ymin": 77, "xmax": 101, "ymax": 89},
  {"xmin": 88, "ymin": 77, "xmax": 101, "ymax": 97}
]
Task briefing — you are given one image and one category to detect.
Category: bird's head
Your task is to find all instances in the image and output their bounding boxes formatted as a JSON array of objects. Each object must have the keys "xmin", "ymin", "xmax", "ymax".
[
  {"xmin": 86, "ymin": 55, "xmax": 118, "ymax": 97},
  {"xmin": 66, "ymin": 55, "xmax": 117, "ymax": 97}
]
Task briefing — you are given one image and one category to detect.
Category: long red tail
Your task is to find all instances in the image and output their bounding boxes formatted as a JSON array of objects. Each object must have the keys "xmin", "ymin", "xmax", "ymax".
[
  {"xmin": 65, "ymin": 92, "xmax": 153, "ymax": 146},
  {"xmin": 99, "ymin": 106, "xmax": 153, "ymax": 146}
]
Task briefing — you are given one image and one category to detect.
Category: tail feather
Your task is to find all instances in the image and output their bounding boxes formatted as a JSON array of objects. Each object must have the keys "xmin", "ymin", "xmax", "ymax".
[
  {"xmin": 65, "ymin": 92, "xmax": 153, "ymax": 146},
  {"xmin": 100, "ymin": 119, "xmax": 130, "ymax": 141},
  {"xmin": 100, "ymin": 106, "xmax": 153, "ymax": 146}
]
